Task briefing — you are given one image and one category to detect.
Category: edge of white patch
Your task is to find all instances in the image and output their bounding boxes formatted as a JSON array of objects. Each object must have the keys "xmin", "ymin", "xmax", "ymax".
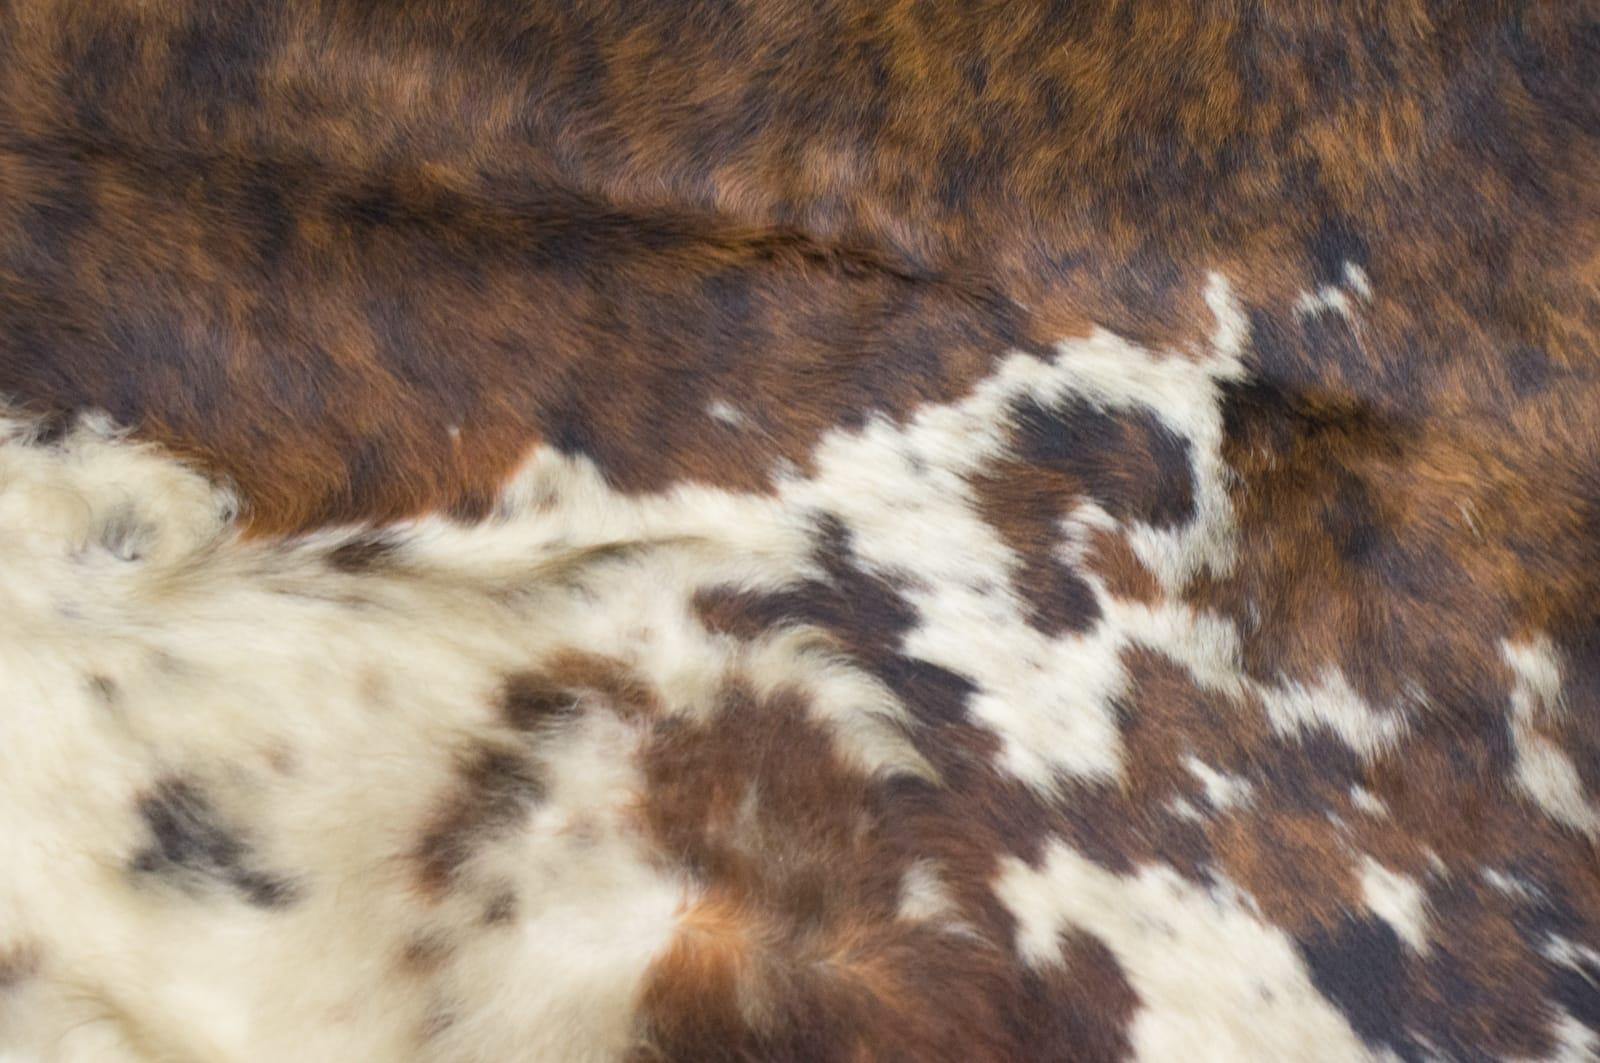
[{"xmin": 995, "ymin": 840, "xmax": 1373, "ymax": 1062}]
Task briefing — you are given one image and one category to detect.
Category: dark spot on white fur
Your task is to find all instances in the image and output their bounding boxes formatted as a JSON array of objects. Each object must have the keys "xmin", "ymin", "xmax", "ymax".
[
  {"xmin": 0, "ymin": 944, "xmax": 40, "ymax": 990},
  {"xmin": 399, "ymin": 932, "xmax": 454, "ymax": 975},
  {"xmin": 151, "ymin": 651, "xmax": 190, "ymax": 676},
  {"xmin": 98, "ymin": 504, "xmax": 152, "ymax": 561},
  {"xmin": 501, "ymin": 673, "xmax": 581, "ymax": 731},
  {"xmin": 327, "ymin": 531, "xmax": 405, "ymax": 573},
  {"xmin": 482, "ymin": 888, "xmax": 519, "ymax": 926},
  {"xmin": 129, "ymin": 778, "xmax": 300, "ymax": 909}
]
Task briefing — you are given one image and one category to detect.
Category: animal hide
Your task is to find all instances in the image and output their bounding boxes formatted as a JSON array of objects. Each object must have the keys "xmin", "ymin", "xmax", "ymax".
[{"xmin": 0, "ymin": 2, "xmax": 1597, "ymax": 1060}]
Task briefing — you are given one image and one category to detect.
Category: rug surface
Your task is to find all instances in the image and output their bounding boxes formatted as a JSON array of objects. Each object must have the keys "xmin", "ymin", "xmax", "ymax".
[{"xmin": 0, "ymin": 2, "xmax": 1597, "ymax": 1060}]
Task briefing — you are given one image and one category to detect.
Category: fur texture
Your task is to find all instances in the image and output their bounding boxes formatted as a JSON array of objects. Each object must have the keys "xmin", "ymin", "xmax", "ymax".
[{"xmin": 0, "ymin": 1, "xmax": 1597, "ymax": 1060}]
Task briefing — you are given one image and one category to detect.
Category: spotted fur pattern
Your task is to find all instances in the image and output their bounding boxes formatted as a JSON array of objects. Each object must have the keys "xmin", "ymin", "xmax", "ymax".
[{"xmin": 1, "ymin": 2, "xmax": 1597, "ymax": 1060}]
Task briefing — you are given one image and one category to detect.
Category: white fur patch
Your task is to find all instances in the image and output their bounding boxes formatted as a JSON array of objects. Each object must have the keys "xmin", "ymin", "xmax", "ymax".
[
  {"xmin": 1359, "ymin": 858, "xmax": 1431, "ymax": 954},
  {"xmin": 896, "ymin": 859, "xmax": 963, "ymax": 928},
  {"xmin": 1260, "ymin": 669, "xmax": 1409, "ymax": 759},
  {"xmin": 1186, "ymin": 756, "xmax": 1254, "ymax": 811},
  {"xmin": 1504, "ymin": 638, "xmax": 1600, "ymax": 836}
]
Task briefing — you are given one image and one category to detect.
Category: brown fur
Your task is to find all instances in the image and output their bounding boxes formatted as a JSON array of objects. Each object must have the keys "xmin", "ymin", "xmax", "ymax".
[{"xmin": 1, "ymin": 1, "xmax": 1597, "ymax": 1059}]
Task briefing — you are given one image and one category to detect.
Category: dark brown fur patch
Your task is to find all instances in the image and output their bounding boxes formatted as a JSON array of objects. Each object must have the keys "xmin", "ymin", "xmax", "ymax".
[
  {"xmin": 501, "ymin": 652, "xmax": 660, "ymax": 732},
  {"xmin": 499, "ymin": 673, "xmax": 580, "ymax": 732}
]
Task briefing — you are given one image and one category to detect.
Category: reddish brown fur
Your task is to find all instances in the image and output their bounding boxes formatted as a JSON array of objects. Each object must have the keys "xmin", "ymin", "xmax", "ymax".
[{"xmin": 2, "ymin": 2, "xmax": 1586, "ymax": 538}]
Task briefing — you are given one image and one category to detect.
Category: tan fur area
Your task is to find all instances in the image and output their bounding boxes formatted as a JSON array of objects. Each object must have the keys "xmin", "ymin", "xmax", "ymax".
[{"xmin": 0, "ymin": 1, "xmax": 1597, "ymax": 1060}]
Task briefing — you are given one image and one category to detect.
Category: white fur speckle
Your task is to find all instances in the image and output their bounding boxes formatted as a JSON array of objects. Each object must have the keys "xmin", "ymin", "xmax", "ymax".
[
  {"xmin": 1349, "ymin": 786, "xmax": 1388, "ymax": 817},
  {"xmin": 1359, "ymin": 858, "xmax": 1430, "ymax": 954},
  {"xmin": 1504, "ymin": 637, "xmax": 1600, "ymax": 836},
  {"xmin": 897, "ymin": 859, "xmax": 963, "ymax": 928},
  {"xmin": 1185, "ymin": 756, "xmax": 1253, "ymax": 811},
  {"xmin": 1343, "ymin": 263, "xmax": 1373, "ymax": 300},
  {"xmin": 1295, "ymin": 287, "xmax": 1353, "ymax": 320},
  {"xmin": 706, "ymin": 399, "xmax": 747, "ymax": 427},
  {"xmin": 1295, "ymin": 262, "xmax": 1371, "ymax": 319}
]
